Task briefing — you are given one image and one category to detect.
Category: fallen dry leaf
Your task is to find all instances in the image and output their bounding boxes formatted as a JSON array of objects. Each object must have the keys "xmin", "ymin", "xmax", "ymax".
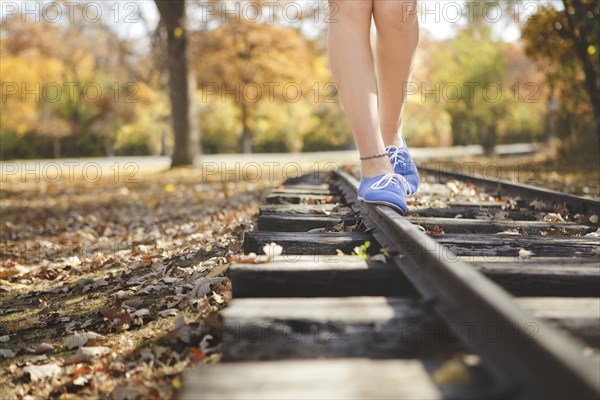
[
  {"xmin": 130, "ymin": 309, "xmax": 150, "ymax": 318},
  {"xmin": 23, "ymin": 363, "xmax": 61, "ymax": 381},
  {"xmin": 112, "ymin": 382, "xmax": 150, "ymax": 400},
  {"xmin": 429, "ymin": 225, "xmax": 444, "ymax": 235},
  {"xmin": 100, "ymin": 303, "xmax": 131, "ymax": 331},
  {"xmin": 0, "ymin": 349, "xmax": 16, "ymax": 358},
  {"xmin": 211, "ymin": 292, "xmax": 224, "ymax": 304},
  {"xmin": 543, "ymin": 213, "xmax": 565, "ymax": 223},
  {"xmin": 529, "ymin": 200, "xmax": 548, "ymax": 211},
  {"xmin": 432, "ymin": 360, "xmax": 471, "ymax": 385},
  {"xmin": 0, "ymin": 269, "xmax": 20, "ymax": 279},
  {"xmin": 262, "ymin": 242, "xmax": 283, "ymax": 261},
  {"xmin": 158, "ymin": 308, "xmax": 179, "ymax": 318},
  {"xmin": 29, "ymin": 342, "xmax": 54, "ymax": 354},
  {"xmin": 545, "ymin": 227, "xmax": 566, "ymax": 236},
  {"xmin": 518, "ymin": 248, "xmax": 535, "ymax": 260},
  {"xmin": 586, "ymin": 228, "xmax": 600, "ymax": 238},
  {"xmin": 75, "ymin": 346, "xmax": 111, "ymax": 362},
  {"xmin": 189, "ymin": 277, "xmax": 228, "ymax": 299},
  {"xmin": 497, "ymin": 229, "xmax": 521, "ymax": 235},
  {"xmin": 63, "ymin": 332, "xmax": 103, "ymax": 350},
  {"xmin": 228, "ymin": 253, "xmax": 258, "ymax": 264},
  {"xmin": 369, "ymin": 254, "xmax": 387, "ymax": 262},
  {"xmin": 122, "ymin": 297, "xmax": 144, "ymax": 309},
  {"xmin": 167, "ymin": 317, "xmax": 193, "ymax": 344}
]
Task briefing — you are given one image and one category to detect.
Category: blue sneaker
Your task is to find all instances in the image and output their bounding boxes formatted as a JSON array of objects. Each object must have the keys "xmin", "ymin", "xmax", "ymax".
[
  {"xmin": 386, "ymin": 145, "xmax": 419, "ymax": 195},
  {"xmin": 357, "ymin": 173, "xmax": 409, "ymax": 214}
]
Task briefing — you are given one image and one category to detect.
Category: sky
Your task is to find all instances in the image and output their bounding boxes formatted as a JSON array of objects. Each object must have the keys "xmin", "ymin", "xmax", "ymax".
[
  {"xmin": 118, "ymin": 1, "xmax": 522, "ymax": 44},
  {"xmin": 0, "ymin": 0, "xmax": 523, "ymax": 46}
]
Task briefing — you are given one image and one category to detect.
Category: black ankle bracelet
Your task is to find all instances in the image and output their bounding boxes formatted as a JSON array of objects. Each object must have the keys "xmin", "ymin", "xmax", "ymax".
[{"xmin": 359, "ymin": 152, "xmax": 387, "ymax": 161}]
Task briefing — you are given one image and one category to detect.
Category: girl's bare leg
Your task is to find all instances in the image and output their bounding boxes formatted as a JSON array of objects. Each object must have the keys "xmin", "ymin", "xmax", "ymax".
[
  {"xmin": 373, "ymin": 0, "xmax": 419, "ymax": 147},
  {"xmin": 327, "ymin": 0, "xmax": 392, "ymax": 177}
]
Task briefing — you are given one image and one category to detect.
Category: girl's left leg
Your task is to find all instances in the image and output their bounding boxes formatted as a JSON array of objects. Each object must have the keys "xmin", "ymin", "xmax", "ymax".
[
  {"xmin": 373, "ymin": 0, "xmax": 419, "ymax": 147},
  {"xmin": 372, "ymin": 0, "xmax": 420, "ymax": 195}
]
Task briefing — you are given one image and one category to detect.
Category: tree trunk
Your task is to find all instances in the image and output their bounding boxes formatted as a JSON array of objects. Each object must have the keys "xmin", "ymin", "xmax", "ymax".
[
  {"xmin": 450, "ymin": 116, "xmax": 462, "ymax": 146},
  {"xmin": 241, "ymin": 102, "xmax": 252, "ymax": 153},
  {"xmin": 155, "ymin": 1, "xmax": 200, "ymax": 167},
  {"xmin": 480, "ymin": 125, "xmax": 496, "ymax": 156},
  {"xmin": 562, "ymin": 0, "xmax": 600, "ymax": 134},
  {"xmin": 242, "ymin": 131, "xmax": 252, "ymax": 154},
  {"xmin": 188, "ymin": 72, "xmax": 202, "ymax": 156},
  {"xmin": 53, "ymin": 137, "xmax": 61, "ymax": 159},
  {"xmin": 104, "ymin": 136, "xmax": 114, "ymax": 157},
  {"xmin": 160, "ymin": 127, "xmax": 168, "ymax": 156}
]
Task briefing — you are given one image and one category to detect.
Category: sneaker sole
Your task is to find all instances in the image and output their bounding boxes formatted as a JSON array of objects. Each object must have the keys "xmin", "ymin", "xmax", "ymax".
[{"xmin": 357, "ymin": 196, "xmax": 407, "ymax": 215}]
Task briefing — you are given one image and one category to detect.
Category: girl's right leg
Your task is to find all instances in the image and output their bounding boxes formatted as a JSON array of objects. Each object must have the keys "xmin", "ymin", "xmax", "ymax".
[{"xmin": 327, "ymin": 0, "xmax": 393, "ymax": 178}]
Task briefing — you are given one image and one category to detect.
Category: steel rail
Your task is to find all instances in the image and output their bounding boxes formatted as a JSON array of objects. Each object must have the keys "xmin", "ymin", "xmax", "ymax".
[
  {"xmin": 419, "ymin": 166, "xmax": 600, "ymax": 215},
  {"xmin": 334, "ymin": 170, "xmax": 600, "ymax": 400}
]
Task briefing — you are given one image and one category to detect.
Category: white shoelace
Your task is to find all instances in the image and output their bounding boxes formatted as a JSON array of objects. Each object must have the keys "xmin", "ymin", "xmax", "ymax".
[
  {"xmin": 387, "ymin": 146, "xmax": 410, "ymax": 169},
  {"xmin": 371, "ymin": 173, "xmax": 409, "ymax": 192}
]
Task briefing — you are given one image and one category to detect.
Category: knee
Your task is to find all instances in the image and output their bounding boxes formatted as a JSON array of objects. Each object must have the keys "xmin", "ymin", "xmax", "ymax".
[
  {"xmin": 329, "ymin": 0, "xmax": 373, "ymax": 22},
  {"xmin": 374, "ymin": 0, "xmax": 418, "ymax": 32}
]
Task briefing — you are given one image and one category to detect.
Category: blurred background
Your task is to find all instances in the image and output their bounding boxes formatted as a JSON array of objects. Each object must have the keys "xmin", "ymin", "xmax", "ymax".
[
  {"xmin": 0, "ymin": 4, "xmax": 598, "ymax": 396},
  {"xmin": 0, "ymin": 0, "xmax": 598, "ymax": 169}
]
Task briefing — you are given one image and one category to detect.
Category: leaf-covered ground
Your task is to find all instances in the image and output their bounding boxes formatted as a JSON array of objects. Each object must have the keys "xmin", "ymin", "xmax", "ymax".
[
  {"xmin": 1, "ymin": 154, "xmax": 597, "ymax": 399},
  {"xmin": 0, "ymin": 167, "xmax": 269, "ymax": 399}
]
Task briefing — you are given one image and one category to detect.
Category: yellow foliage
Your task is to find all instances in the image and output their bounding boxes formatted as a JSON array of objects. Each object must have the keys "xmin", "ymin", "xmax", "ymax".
[
  {"xmin": 192, "ymin": 18, "xmax": 319, "ymax": 152},
  {"xmin": 0, "ymin": 53, "xmax": 64, "ymax": 136},
  {"xmin": 198, "ymin": 91, "xmax": 242, "ymax": 153},
  {"xmin": 254, "ymin": 100, "xmax": 317, "ymax": 152},
  {"xmin": 0, "ymin": 56, "xmax": 39, "ymax": 135},
  {"xmin": 115, "ymin": 93, "xmax": 170, "ymax": 155}
]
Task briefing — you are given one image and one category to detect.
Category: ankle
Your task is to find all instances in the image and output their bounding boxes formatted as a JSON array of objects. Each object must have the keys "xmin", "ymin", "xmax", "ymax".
[
  {"xmin": 382, "ymin": 136, "xmax": 406, "ymax": 148},
  {"xmin": 361, "ymin": 157, "xmax": 393, "ymax": 178},
  {"xmin": 381, "ymin": 127, "xmax": 406, "ymax": 147}
]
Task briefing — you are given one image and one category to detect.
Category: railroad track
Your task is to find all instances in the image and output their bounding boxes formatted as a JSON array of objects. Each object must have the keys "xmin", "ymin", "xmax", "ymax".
[{"xmin": 182, "ymin": 167, "xmax": 600, "ymax": 399}]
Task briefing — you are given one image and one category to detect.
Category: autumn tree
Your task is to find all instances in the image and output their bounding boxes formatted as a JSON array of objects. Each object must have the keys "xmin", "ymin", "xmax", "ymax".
[
  {"xmin": 1, "ymin": 17, "xmax": 61, "ymax": 145},
  {"xmin": 155, "ymin": 0, "xmax": 201, "ymax": 166},
  {"xmin": 562, "ymin": 0, "xmax": 599, "ymax": 128},
  {"xmin": 191, "ymin": 1, "xmax": 316, "ymax": 153},
  {"xmin": 425, "ymin": 24, "xmax": 510, "ymax": 153},
  {"xmin": 1, "ymin": 8, "xmax": 166, "ymax": 159},
  {"xmin": 522, "ymin": 1, "xmax": 599, "ymax": 148}
]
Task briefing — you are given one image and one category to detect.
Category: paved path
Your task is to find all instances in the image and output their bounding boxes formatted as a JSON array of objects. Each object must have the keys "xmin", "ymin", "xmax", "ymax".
[{"xmin": 0, "ymin": 143, "xmax": 538, "ymax": 183}]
